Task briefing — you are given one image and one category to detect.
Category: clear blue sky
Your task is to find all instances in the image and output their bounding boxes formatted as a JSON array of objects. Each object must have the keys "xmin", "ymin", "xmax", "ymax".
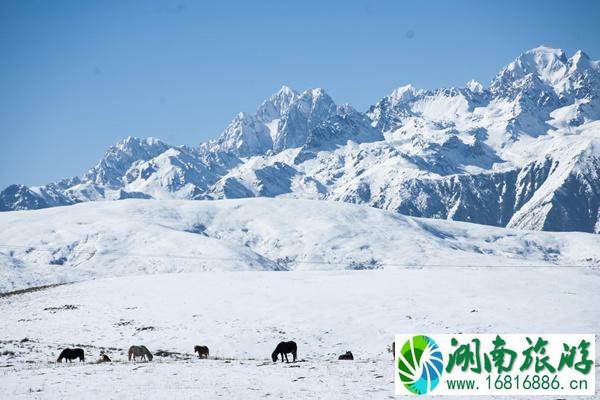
[{"xmin": 1, "ymin": 0, "xmax": 599, "ymax": 188}]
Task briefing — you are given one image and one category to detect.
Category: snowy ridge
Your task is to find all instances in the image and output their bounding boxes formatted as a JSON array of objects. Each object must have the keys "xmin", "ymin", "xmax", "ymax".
[
  {"xmin": 1, "ymin": 198, "xmax": 600, "ymax": 292},
  {"xmin": 2, "ymin": 46, "xmax": 600, "ymax": 232}
]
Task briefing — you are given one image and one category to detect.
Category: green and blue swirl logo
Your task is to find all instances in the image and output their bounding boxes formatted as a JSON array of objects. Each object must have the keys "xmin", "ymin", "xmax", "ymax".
[{"xmin": 397, "ymin": 335, "xmax": 444, "ymax": 395}]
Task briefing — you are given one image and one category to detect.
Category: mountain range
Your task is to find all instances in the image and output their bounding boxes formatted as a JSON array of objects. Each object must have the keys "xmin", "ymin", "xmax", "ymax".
[{"xmin": 2, "ymin": 46, "xmax": 600, "ymax": 233}]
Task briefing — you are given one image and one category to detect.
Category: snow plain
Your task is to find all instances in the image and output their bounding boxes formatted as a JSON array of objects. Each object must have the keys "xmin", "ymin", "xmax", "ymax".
[{"xmin": 1, "ymin": 269, "xmax": 599, "ymax": 399}]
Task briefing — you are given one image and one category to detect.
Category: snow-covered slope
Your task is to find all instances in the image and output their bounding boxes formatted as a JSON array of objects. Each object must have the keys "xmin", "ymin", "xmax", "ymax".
[
  {"xmin": 1, "ymin": 198, "xmax": 600, "ymax": 292},
  {"xmin": 2, "ymin": 46, "xmax": 600, "ymax": 232}
]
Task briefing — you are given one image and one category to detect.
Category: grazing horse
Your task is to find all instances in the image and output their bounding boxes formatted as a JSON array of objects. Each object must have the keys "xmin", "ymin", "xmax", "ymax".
[
  {"xmin": 271, "ymin": 341, "xmax": 297, "ymax": 363},
  {"xmin": 98, "ymin": 351, "xmax": 111, "ymax": 362},
  {"xmin": 128, "ymin": 345, "xmax": 153, "ymax": 361},
  {"xmin": 57, "ymin": 348, "xmax": 85, "ymax": 363},
  {"xmin": 194, "ymin": 345, "xmax": 209, "ymax": 359},
  {"xmin": 338, "ymin": 351, "xmax": 354, "ymax": 360}
]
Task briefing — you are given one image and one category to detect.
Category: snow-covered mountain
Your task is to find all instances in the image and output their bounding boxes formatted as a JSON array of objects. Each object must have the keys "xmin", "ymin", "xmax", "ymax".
[{"xmin": 2, "ymin": 46, "xmax": 600, "ymax": 232}]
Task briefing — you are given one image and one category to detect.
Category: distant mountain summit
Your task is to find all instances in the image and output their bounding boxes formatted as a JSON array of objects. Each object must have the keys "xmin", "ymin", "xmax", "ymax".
[
  {"xmin": 206, "ymin": 86, "xmax": 381, "ymax": 157},
  {"xmin": 3, "ymin": 46, "xmax": 600, "ymax": 233}
]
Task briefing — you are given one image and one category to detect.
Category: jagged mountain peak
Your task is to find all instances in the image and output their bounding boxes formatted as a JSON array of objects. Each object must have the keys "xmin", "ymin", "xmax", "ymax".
[
  {"xmin": 83, "ymin": 136, "xmax": 171, "ymax": 188},
  {"xmin": 571, "ymin": 49, "xmax": 590, "ymax": 62},
  {"xmin": 491, "ymin": 46, "xmax": 599, "ymax": 97},
  {"xmin": 97, "ymin": 135, "xmax": 169, "ymax": 163},
  {"xmin": 214, "ymin": 111, "xmax": 272, "ymax": 157},
  {"xmin": 0, "ymin": 184, "xmax": 49, "ymax": 211},
  {"xmin": 116, "ymin": 135, "xmax": 167, "ymax": 150},
  {"xmin": 568, "ymin": 50, "xmax": 597, "ymax": 74},
  {"xmin": 388, "ymin": 84, "xmax": 420, "ymax": 104},
  {"xmin": 276, "ymin": 84, "xmax": 296, "ymax": 97},
  {"xmin": 525, "ymin": 45, "xmax": 567, "ymax": 59},
  {"xmin": 255, "ymin": 86, "xmax": 338, "ymax": 123},
  {"xmin": 302, "ymin": 87, "xmax": 328, "ymax": 97},
  {"xmin": 293, "ymin": 87, "xmax": 336, "ymax": 113},
  {"xmin": 510, "ymin": 46, "xmax": 568, "ymax": 76},
  {"xmin": 214, "ymin": 85, "xmax": 371, "ymax": 156},
  {"xmin": 256, "ymin": 86, "xmax": 298, "ymax": 123},
  {"xmin": 466, "ymin": 80, "xmax": 484, "ymax": 94}
]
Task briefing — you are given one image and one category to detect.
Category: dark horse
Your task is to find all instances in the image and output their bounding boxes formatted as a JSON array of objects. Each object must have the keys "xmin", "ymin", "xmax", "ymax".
[
  {"xmin": 98, "ymin": 351, "xmax": 111, "ymax": 362},
  {"xmin": 338, "ymin": 351, "xmax": 354, "ymax": 360},
  {"xmin": 57, "ymin": 348, "xmax": 85, "ymax": 363},
  {"xmin": 194, "ymin": 345, "xmax": 209, "ymax": 359},
  {"xmin": 271, "ymin": 341, "xmax": 297, "ymax": 363}
]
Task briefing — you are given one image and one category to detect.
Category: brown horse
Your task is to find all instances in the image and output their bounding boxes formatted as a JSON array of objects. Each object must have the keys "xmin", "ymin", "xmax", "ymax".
[{"xmin": 194, "ymin": 345, "xmax": 209, "ymax": 359}]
